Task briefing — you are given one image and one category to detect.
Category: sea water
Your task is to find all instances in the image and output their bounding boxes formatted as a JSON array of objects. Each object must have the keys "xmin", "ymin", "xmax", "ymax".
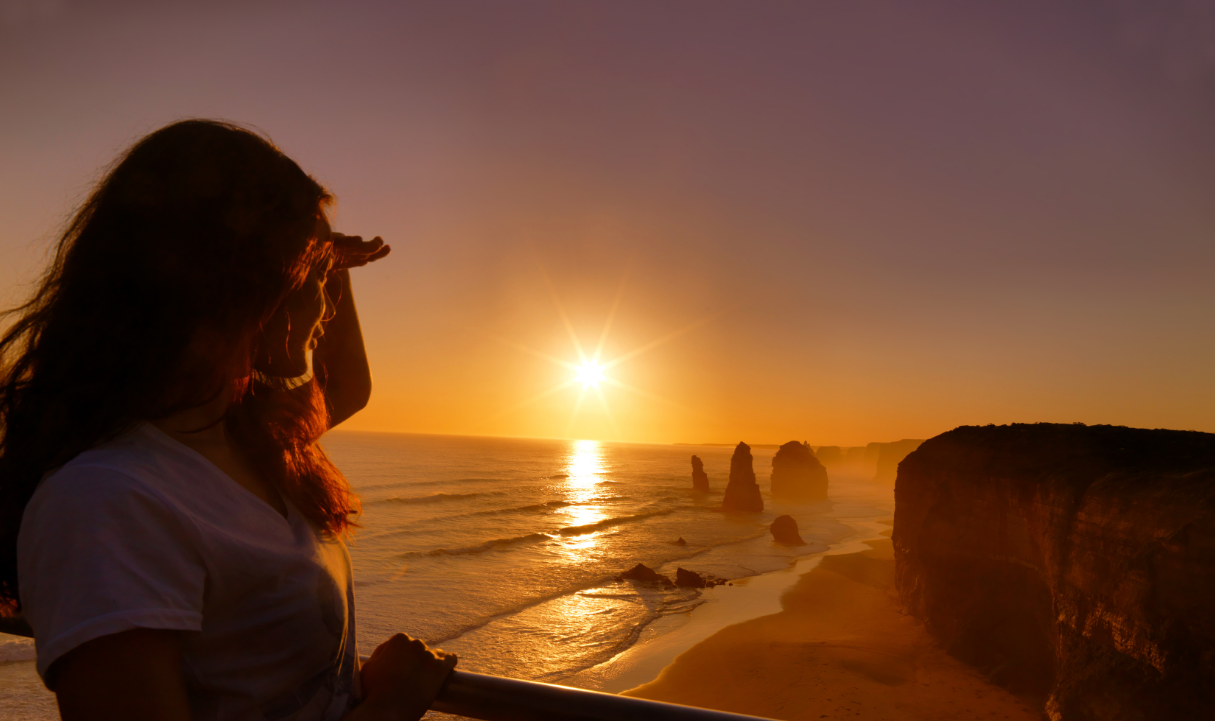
[{"xmin": 0, "ymin": 432, "xmax": 893, "ymax": 717}]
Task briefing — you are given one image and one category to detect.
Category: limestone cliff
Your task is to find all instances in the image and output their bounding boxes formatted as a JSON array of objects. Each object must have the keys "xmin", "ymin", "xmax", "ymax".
[
  {"xmin": 893, "ymin": 423, "xmax": 1215, "ymax": 719},
  {"xmin": 691, "ymin": 455, "xmax": 710, "ymax": 492},
  {"xmin": 869, "ymin": 438, "xmax": 923, "ymax": 483},
  {"xmin": 814, "ymin": 445, "xmax": 842, "ymax": 466},
  {"xmin": 722, "ymin": 442, "xmax": 763, "ymax": 512},
  {"xmin": 770, "ymin": 441, "xmax": 828, "ymax": 502}
]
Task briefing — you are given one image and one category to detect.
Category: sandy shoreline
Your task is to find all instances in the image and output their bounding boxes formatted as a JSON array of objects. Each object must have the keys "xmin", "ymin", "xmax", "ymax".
[
  {"xmin": 567, "ymin": 518, "xmax": 894, "ymax": 694},
  {"xmin": 618, "ymin": 533, "xmax": 1043, "ymax": 720}
]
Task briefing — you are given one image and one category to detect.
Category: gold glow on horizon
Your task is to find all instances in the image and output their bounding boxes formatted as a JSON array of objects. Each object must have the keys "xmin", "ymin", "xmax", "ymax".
[{"xmin": 492, "ymin": 268, "xmax": 712, "ymax": 440}]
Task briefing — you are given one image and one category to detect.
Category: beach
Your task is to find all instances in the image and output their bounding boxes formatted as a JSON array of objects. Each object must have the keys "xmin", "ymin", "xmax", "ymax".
[
  {"xmin": 620, "ymin": 533, "xmax": 1042, "ymax": 720},
  {"xmin": 1, "ymin": 436, "xmax": 955, "ymax": 720},
  {"xmin": 1, "ymin": 524, "xmax": 1043, "ymax": 721}
]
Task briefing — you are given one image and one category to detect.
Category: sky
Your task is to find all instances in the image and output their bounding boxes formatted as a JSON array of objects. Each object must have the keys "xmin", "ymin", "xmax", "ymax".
[{"xmin": 2, "ymin": 0, "xmax": 1215, "ymax": 446}]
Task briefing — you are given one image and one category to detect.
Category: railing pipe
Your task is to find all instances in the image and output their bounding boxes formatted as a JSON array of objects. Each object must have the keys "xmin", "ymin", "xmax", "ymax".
[
  {"xmin": 431, "ymin": 669, "xmax": 779, "ymax": 721},
  {"xmin": 0, "ymin": 621, "xmax": 779, "ymax": 721}
]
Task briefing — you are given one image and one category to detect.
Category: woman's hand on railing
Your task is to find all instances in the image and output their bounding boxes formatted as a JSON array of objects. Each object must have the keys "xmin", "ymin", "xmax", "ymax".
[{"xmin": 349, "ymin": 633, "xmax": 457, "ymax": 721}]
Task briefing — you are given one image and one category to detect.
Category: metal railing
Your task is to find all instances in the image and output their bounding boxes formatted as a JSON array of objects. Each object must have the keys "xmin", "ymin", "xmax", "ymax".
[
  {"xmin": 2, "ymin": 618, "xmax": 777, "ymax": 721},
  {"xmin": 431, "ymin": 669, "xmax": 777, "ymax": 721}
]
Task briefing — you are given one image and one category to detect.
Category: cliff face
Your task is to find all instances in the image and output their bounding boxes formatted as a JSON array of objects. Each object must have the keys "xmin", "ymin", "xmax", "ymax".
[
  {"xmin": 691, "ymin": 455, "xmax": 710, "ymax": 492},
  {"xmin": 814, "ymin": 445, "xmax": 842, "ymax": 466},
  {"xmin": 770, "ymin": 441, "xmax": 828, "ymax": 502},
  {"xmin": 893, "ymin": 424, "xmax": 1215, "ymax": 720},
  {"xmin": 870, "ymin": 439, "xmax": 923, "ymax": 483},
  {"xmin": 722, "ymin": 442, "xmax": 764, "ymax": 512}
]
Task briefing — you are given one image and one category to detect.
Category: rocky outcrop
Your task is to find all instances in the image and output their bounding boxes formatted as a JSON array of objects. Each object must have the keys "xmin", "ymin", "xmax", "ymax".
[
  {"xmin": 869, "ymin": 438, "xmax": 923, "ymax": 483},
  {"xmin": 770, "ymin": 515, "xmax": 806, "ymax": 545},
  {"xmin": 893, "ymin": 423, "xmax": 1215, "ymax": 719},
  {"xmin": 691, "ymin": 455, "xmax": 710, "ymax": 492},
  {"xmin": 770, "ymin": 441, "xmax": 828, "ymax": 501},
  {"xmin": 617, "ymin": 563, "xmax": 674, "ymax": 587},
  {"xmin": 675, "ymin": 567, "xmax": 728, "ymax": 588},
  {"xmin": 814, "ymin": 445, "xmax": 842, "ymax": 466},
  {"xmin": 722, "ymin": 442, "xmax": 763, "ymax": 512}
]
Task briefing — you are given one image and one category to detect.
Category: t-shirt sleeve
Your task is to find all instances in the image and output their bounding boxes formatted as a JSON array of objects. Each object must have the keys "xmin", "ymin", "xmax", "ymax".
[{"xmin": 17, "ymin": 465, "xmax": 206, "ymax": 681}]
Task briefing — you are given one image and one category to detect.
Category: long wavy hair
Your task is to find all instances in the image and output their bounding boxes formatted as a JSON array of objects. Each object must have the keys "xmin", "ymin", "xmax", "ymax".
[{"xmin": 0, "ymin": 120, "xmax": 360, "ymax": 609}]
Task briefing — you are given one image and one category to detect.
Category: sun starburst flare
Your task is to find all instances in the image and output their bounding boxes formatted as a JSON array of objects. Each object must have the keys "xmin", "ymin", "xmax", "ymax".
[
  {"xmin": 575, "ymin": 361, "xmax": 606, "ymax": 388},
  {"xmin": 488, "ymin": 267, "xmax": 711, "ymax": 440}
]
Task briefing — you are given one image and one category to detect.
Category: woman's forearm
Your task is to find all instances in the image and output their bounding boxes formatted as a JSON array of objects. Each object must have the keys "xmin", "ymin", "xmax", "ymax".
[{"xmin": 316, "ymin": 269, "xmax": 373, "ymax": 427}]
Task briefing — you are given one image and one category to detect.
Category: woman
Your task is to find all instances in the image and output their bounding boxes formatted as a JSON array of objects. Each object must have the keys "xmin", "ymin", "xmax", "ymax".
[{"xmin": 0, "ymin": 120, "xmax": 455, "ymax": 720}]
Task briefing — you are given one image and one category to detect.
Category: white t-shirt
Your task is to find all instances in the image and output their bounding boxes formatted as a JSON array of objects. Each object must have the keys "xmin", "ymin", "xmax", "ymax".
[{"xmin": 18, "ymin": 423, "xmax": 360, "ymax": 721}]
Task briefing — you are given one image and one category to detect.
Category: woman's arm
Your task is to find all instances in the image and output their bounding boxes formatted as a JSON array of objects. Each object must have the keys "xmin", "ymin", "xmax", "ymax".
[
  {"xmin": 316, "ymin": 232, "xmax": 390, "ymax": 428},
  {"xmin": 317, "ymin": 268, "xmax": 373, "ymax": 428},
  {"xmin": 52, "ymin": 629, "xmax": 192, "ymax": 721},
  {"xmin": 52, "ymin": 629, "xmax": 454, "ymax": 721}
]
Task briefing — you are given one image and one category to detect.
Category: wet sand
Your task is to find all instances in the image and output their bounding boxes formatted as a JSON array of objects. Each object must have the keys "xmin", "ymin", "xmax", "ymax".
[{"xmin": 623, "ymin": 536, "xmax": 1042, "ymax": 720}]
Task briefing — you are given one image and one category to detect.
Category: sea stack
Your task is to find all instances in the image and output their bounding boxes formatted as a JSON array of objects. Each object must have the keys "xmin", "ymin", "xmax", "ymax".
[
  {"xmin": 691, "ymin": 455, "xmax": 710, "ymax": 492},
  {"xmin": 770, "ymin": 441, "xmax": 828, "ymax": 502},
  {"xmin": 769, "ymin": 515, "xmax": 806, "ymax": 545},
  {"xmin": 722, "ymin": 442, "xmax": 763, "ymax": 512},
  {"xmin": 895, "ymin": 423, "xmax": 1215, "ymax": 716}
]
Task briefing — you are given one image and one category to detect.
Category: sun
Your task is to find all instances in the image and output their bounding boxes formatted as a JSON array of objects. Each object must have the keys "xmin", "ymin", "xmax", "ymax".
[
  {"xmin": 490, "ymin": 266, "xmax": 713, "ymax": 439},
  {"xmin": 575, "ymin": 361, "xmax": 606, "ymax": 388}
]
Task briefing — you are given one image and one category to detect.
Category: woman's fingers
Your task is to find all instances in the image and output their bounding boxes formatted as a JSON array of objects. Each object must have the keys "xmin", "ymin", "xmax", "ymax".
[
  {"xmin": 359, "ymin": 634, "xmax": 457, "ymax": 719},
  {"xmin": 331, "ymin": 234, "xmax": 391, "ymax": 270}
]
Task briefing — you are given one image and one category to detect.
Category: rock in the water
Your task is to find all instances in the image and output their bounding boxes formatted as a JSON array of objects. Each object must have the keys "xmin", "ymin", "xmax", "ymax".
[
  {"xmin": 616, "ymin": 563, "xmax": 673, "ymax": 587},
  {"xmin": 674, "ymin": 567, "xmax": 728, "ymax": 588},
  {"xmin": 895, "ymin": 423, "xmax": 1215, "ymax": 717},
  {"xmin": 770, "ymin": 441, "xmax": 828, "ymax": 502},
  {"xmin": 691, "ymin": 455, "xmax": 710, "ymax": 492},
  {"xmin": 722, "ymin": 442, "xmax": 763, "ymax": 512},
  {"xmin": 770, "ymin": 514, "xmax": 806, "ymax": 545}
]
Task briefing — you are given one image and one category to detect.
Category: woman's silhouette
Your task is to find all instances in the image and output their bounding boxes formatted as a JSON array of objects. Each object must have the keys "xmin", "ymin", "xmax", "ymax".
[{"xmin": 0, "ymin": 120, "xmax": 454, "ymax": 720}]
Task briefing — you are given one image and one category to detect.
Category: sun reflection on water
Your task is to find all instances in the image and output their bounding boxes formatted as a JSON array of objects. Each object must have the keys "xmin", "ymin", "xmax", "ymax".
[
  {"xmin": 560, "ymin": 440, "xmax": 608, "ymax": 551},
  {"xmin": 563, "ymin": 440, "xmax": 605, "ymax": 503}
]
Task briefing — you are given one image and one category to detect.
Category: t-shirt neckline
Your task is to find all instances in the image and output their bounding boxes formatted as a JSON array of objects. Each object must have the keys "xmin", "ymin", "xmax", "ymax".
[{"xmin": 138, "ymin": 422, "xmax": 295, "ymax": 526}]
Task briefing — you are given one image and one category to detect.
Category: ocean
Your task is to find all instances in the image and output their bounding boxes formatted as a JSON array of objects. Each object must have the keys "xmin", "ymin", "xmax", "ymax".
[{"xmin": 0, "ymin": 432, "xmax": 894, "ymax": 718}]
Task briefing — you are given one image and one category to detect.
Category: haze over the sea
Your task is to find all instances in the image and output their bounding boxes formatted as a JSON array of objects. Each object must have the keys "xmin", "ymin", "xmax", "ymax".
[{"xmin": 3, "ymin": 0, "xmax": 1214, "ymax": 445}]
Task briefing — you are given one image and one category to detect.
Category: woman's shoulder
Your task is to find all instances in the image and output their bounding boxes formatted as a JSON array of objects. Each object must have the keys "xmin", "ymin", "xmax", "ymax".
[{"xmin": 36, "ymin": 424, "xmax": 201, "ymax": 507}]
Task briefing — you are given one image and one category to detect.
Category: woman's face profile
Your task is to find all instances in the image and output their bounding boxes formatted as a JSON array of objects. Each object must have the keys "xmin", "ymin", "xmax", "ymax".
[{"xmin": 256, "ymin": 216, "xmax": 333, "ymax": 379}]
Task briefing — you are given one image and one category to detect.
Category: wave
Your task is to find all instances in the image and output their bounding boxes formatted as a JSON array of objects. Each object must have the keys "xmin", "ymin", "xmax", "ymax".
[
  {"xmin": 0, "ymin": 636, "xmax": 35, "ymax": 662},
  {"xmin": 414, "ymin": 495, "xmax": 634, "ymax": 523},
  {"xmin": 420, "ymin": 528, "xmax": 817, "ymax": 648},
  {"xmin": 468, "ymin": 500, "xmax": 571, "ymax": 517},
  {"xmin": 374, "ymin": 491, "xmax": 506, "ymax": 505},
  {"xmin": 392, "ymin": 476, "xmax": 512, "ymax": 488},
  {"xmin": 403, "ymin": 532, "xmax": 554, "ymax": 558},
  {"xmin": 558, "ymin": 509, "xmax": 673, "ymax": 536}
]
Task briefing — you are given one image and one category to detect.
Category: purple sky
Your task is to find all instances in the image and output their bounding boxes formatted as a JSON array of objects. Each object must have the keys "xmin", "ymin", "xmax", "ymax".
[{"xmin": 2, "ymin": 1, "xmax": 1214, "ymax": 444}]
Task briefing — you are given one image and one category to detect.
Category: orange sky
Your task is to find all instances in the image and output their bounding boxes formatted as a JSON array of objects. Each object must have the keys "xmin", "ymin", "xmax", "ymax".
[{"xmin": 3, "ymin": 1, "xmax": 1215, "ymax": 445}]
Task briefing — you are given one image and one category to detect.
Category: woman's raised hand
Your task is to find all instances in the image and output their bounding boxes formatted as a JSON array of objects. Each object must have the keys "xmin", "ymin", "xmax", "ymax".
[
  {"xmin": 354, "ymin": 633, "xmax": 457, "ymax": 721},
  {"xmin": 331, "ymin": 232, "xmax": 391, "ymax": 271}
]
